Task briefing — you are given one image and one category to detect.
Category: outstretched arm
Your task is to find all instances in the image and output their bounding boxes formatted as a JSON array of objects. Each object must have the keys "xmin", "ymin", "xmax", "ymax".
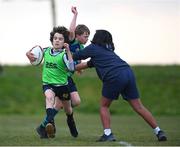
[
  {"xmin": 75, "ymin": 59, "xmax": 94, "ymax": 71},
  {"xmin": 75, "ymin": 62, "xmax": 88, "ymax": 71},
  {"xmin": 69, "ymin": 6, "xmax": 78, "ymax": 41}
]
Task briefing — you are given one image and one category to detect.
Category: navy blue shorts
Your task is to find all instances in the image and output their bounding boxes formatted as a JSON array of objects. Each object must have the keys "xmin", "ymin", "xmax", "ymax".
[
  {"xmin": 43, "ymin": 84, "xmax": 70, "ymax": 100},
  {"xmin": 102, "ymin": 68, "xmax": 139, "ymax": 100},
  {"xmin": 68, "ymin": 77, "xmax": 77, "ymax": 93}
]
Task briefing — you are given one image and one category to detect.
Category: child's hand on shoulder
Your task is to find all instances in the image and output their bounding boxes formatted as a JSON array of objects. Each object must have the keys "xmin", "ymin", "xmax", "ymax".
[{"xmin": 64, "ymin": 43, "xmax": 70, "ymax": 51}]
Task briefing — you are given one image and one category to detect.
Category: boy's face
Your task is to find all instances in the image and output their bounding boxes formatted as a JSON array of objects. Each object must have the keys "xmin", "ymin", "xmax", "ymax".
[
  {"xmin": 52, "ymin": 33, "xmax": 64, "ymax": 49},
  {"xmin": 76, "ymin": 32, "xmax": 89, "ymax": 45}
]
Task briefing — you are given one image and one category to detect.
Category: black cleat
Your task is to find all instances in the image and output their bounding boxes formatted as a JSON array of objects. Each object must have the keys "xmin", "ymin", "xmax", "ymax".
[
  {"xmin": 36, "ymin": 125, "xmax": 48, "ymax": 139},
  {"xmin": 97, "ymin": 133, "xmax": 116, "ymax": 142},
  {"xmin": 156, "ymin": 130, "xmax": 167, "ymax": 141},
  {"xmin": 45, "ymin": 123, "xmax": 55, "ymax": 138},
  {"xmin": 67, "ymin": 116, "xmax": 78, "ymax": 137}
]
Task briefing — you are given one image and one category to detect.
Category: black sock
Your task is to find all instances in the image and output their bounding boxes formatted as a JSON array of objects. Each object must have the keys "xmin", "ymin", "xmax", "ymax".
[
  {"xmin": 46, "ymin": 108, "xmax": 58, "ymax": 123},
  {"xmin": 66, "ymin": 112, "xmax": 73, "ymax": 120}
]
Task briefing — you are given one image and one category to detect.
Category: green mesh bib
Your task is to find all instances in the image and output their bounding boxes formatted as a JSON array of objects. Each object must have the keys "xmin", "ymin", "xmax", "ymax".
[{"xmin": 42, "ymin": 47, "xmax": 68, "ymax": 85}]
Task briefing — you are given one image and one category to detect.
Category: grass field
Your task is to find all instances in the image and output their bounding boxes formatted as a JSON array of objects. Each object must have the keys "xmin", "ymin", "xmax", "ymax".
[
  {"xmin": 0, "ymin": 65, "xmax": 180, "ymax": 146},
  {"xmin": 0, "ymin": 113, "xmax": 179, "ymax": 146},
  {"xmin": 0, "ymin": 65, "xmax": 180, "ymax": 115}
]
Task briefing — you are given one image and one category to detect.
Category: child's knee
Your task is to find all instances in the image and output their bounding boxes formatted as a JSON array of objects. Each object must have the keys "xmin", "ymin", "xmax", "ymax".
[{"xmin": 72, "ymin": 98, "xmax": 81, "ymax": 106}]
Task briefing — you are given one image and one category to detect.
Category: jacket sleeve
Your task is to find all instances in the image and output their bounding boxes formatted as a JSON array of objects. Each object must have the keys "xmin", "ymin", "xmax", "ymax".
[{"xmin": 73, "ymin": 44, "xmax": 94, "ymax": 61}]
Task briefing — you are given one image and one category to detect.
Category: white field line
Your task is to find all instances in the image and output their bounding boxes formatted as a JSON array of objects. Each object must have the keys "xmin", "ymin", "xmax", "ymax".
[{"xmin": 118, "ymin": 141, "xmax": 133, "ymax": 146}]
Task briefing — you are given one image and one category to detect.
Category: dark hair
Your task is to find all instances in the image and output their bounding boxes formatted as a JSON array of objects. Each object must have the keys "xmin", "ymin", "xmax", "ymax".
[
  {"xmin": 75, "ymin": 24, "xmax": 90, "ymax": 36},
  {"xmin": 50, "ymin": 26, "xmax": 70, "ymax": 44},
  {"xmin": 91, "ymin": 30, "xmax": 115, "ymax": 51}
]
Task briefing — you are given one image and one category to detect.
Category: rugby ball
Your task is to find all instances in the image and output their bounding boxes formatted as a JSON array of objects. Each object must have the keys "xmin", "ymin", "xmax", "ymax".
[{"xmin": 30, "ymin": 45, "xmax": 43, "ymax": 66}]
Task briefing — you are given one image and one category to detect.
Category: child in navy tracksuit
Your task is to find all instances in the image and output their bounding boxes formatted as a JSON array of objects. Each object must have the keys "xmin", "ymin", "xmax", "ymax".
[{"xmin": 73, "ymin": 30, "xmax": 167, "ymax": 142}]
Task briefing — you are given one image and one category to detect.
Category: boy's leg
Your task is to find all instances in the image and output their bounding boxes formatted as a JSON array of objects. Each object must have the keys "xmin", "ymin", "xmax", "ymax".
[
  {"xmin": 37, "ymin": 114, "xmax": 57, "ymax": 139},
  {"xmin": 70, "ymin": 91, "xmax": 81, "ymax": 107},
  {"xmin": 37, "ymin": 89, "xmax": 57, "ymax": 138},
  {"xmin": 97, "ymin": 96, "xmax": 116, "ymax": 142},
  {"xmin": 99, "ymin": 97, "xmax": 112, "ymax": 129},
  {"xmin": 68, "ymin": 77, "xmax": 81, "ymax": 107},
  {"xmin": 128, "ymin": 98, "xmax": 158, "ymax": 128},
  {"xmin": 39, "ymin": 96, "xmax": 61, "ymax": 138},
  {"xmin": 63, "ymin": 100, "xmax": 78, "ymax": 137},
  {"xmin": 54, "ymin": 96, "xmax": 63, "ymax": 109},
  {"xmin": 128, "ymin": 98, "xmax": 167, "ymax": 141}
]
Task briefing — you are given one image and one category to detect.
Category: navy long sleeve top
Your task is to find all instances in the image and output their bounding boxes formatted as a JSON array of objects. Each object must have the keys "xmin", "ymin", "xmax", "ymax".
[{"xmin": 73, "ymin": 44, "xmax": 130, "ymax": 82}]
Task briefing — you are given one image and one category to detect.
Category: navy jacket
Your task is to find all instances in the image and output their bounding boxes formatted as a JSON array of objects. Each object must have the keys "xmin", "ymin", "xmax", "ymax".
[{"xmin": 73, "ymin": 44, "xmax": 129, "ymax": 82}]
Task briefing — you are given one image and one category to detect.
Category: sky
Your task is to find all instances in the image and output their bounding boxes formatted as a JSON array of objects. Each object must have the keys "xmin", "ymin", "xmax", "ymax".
[{"xmin": 0, "ymin": 0, "xmax": 179, "ymax": 65}]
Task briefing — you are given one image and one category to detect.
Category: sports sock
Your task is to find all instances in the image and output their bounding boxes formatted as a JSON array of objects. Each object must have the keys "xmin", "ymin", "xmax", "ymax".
[
  {"xmin": 41, "ymin": 108, "xmax": 58, "ymax": 127},
  {"xmin": 104, "ymin": 128, "xmax": 111, "ymax": 136},
  {"xmin": 66, "ymin": 112, "xmax": 73, "ymax": 119},
  {"xmin": 41, "ymin": 116, "xmax": 48, "ymax": 127},
  {"xmin": 154, "ymin": 126, "xmax": 161, "ymax": 135}
]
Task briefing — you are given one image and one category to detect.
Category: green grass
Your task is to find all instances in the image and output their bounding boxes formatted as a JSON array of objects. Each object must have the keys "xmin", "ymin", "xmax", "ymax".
[
  {"xmin": 0, "ymin": 113, "xmax": 179, "ymax": 146},
  {"xmin": 0, "ymin": 65, "xmax": 180, "ymax": 115},
  {"xmin": 0, "ymin": 65, "xmax": 180, "ymax": 145}
]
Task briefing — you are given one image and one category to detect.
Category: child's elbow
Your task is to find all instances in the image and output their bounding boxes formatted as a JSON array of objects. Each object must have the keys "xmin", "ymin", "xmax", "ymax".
[{"xmin": 69, "ymin": 68, "xmax": 75, "ymax": 72}]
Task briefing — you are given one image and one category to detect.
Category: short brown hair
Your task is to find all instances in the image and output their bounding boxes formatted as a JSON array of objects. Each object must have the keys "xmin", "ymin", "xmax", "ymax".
[{"xmin": 75, "ymin": 24, "xmax": 90, "ymax": 36}]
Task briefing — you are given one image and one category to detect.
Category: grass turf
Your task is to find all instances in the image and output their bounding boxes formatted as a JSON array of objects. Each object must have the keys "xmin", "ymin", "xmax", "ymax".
[{"xmin": 0, "ymin": 113, "xmax": 179, "ymax": 146}]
